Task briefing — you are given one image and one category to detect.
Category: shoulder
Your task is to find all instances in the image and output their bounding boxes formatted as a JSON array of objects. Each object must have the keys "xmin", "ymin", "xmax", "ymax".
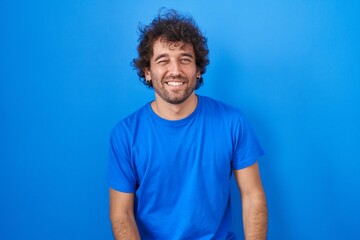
[
  {"xmin": 110, "ymin": 103, "xmax": 150, "ymax": 139},
  {"xmin": 199, "ymin": 95, "xmax": 245, "ymax": 119}
]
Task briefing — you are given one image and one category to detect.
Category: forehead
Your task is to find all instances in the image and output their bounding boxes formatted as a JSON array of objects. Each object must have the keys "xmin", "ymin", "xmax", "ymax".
[{"xmin": 151, "ymin": 38, "xmax": 195, "ymax": 57}]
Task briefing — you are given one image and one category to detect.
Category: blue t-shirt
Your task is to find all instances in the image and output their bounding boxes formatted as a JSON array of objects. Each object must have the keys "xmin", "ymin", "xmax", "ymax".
[{"xmin": 107, "ymin": 95, "xmax": 264, "ymax": 239}]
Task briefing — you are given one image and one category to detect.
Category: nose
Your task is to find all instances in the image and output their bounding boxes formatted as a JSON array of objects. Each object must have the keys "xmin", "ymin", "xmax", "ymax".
[{"xmin": 168, "ymin": 60, "xmax": 181, "ymax": 76}]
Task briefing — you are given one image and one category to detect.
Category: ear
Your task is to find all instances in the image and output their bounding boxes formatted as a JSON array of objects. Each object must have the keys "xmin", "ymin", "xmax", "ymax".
[
  {"xmin": 196, "ymin": 69, "xmax": 201, "ymax": 79},
  {"xmin": 144, "ymin": 68, "xmax": 151, "ymax": 80}
]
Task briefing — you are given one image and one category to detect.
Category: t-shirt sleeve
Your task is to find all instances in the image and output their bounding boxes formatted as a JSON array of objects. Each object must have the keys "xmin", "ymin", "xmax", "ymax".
[
  {"xmin": 231, "ymin": 114, "xmax": 265, "ymax": 170},
  {"xmin": 107, "ymin": 126, "xmax": 137, "ymax": 193}
]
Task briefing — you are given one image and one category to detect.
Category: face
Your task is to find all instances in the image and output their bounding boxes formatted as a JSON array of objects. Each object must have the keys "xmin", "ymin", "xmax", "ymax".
[{"xmin": 144, "ymin": 38, "xmax": 200, "ymax": 105}]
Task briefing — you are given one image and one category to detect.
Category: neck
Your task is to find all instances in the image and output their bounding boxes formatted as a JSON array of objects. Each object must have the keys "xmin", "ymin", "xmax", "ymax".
[{"xmin": 151, "ymin": 93, "xmax": 198, "ymax": 120}]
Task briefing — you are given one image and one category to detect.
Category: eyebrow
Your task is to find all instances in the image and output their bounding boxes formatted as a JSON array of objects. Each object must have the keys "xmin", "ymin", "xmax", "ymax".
[{"xmin": 180, "ymin": 53, "xmax": 194, "ymax": 58}]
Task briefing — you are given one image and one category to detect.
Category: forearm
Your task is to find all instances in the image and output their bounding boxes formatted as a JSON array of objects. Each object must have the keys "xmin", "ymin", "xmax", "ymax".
[
  {"xmin": 111, "ymin": 215, "xmax": 141, "ymax": 240},
  {"xmin": 242, "ymin": 191, "xmax": 268, "ymax": 240}
]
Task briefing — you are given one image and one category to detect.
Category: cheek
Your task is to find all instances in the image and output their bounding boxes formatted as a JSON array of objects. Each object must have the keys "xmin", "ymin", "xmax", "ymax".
[
  {"xmin": 189, "ymin": 70, "xmax": 198, "ymax": 80},
  {"xmin": 150, "ymin": 69, "xmax": 164, "ymax": 78}
]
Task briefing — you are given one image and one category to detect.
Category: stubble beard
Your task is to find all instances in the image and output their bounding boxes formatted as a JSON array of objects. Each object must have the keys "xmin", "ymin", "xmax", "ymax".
[{"xmin": 154, "ymin": 77, "xmax": 196, "ymax": 105}]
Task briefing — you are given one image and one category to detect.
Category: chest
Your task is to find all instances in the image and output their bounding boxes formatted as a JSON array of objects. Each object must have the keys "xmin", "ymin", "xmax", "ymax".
[{"xmin": 130, "ymin": 119, "xmax": 234, "ymax": 186}]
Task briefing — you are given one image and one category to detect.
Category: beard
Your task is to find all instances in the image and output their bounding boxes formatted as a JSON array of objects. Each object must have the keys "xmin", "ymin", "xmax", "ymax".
[
  {"xmin": 152, "ymin": 76, "xmax": 197, "ymax": 105},
  {"xmin": 154, "ymin": 85, "xmax": 194, "ymax": 104}
]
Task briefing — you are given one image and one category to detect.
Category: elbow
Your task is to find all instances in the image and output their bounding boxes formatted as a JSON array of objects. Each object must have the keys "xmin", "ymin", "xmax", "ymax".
[
  {"xmin": 110, "ymin": 209, "xmax": 133, "ymax": 225},
  {"xmin": 242, "ymin": 189, "xmax": 267, "ymax": 210}
]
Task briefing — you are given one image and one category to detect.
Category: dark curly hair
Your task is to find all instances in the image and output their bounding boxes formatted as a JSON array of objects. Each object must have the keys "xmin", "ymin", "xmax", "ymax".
[{"xmin": 132, "ymin": 9, "xmax": 209, "ymax": 89}]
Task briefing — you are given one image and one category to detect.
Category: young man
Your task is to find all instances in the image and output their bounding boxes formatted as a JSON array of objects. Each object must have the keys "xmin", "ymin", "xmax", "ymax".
[{"xmin": 108, "ymin": 10, "xmax": 267, "ymax": 240}]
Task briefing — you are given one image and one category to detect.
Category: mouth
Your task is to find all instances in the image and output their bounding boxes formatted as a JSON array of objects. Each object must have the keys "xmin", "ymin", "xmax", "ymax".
[{"xmin": 165, "ymin": 81, "xmax": 185, "ymax": 87}]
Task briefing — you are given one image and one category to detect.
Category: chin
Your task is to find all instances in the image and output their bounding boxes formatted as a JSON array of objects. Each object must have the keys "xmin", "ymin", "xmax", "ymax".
[{"xmin": 165, "ymin": 97, "xmax": 188, "ymax": 105}]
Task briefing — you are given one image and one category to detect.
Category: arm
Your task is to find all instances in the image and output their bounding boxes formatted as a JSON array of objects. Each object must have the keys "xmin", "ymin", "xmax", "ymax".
[
  {"xmin": 234, "ymin": 161, "xmax": 268, "ymax": 240},
  {"xmin": 109, "ymin": 188, "xmax": 141, "ymax": 240}
]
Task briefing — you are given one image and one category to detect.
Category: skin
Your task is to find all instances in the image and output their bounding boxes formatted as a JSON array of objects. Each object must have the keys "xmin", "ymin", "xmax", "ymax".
[
  {"xmin": 234, "ymin": 162, "xmax": 268, "ymax": 240},
  {"xmin": 144, "ymin": 38, "xmax": 200, "ymax": 120},
  {"xmin": 110, "ymin": 38, "xmax": 268, "ymax": 239},
  {"xmin": 110, "ymin": 189, "xmax": 140, "ymax": 240}
]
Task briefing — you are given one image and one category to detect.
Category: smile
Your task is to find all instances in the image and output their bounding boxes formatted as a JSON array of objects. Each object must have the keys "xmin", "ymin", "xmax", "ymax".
[{"xmin": 166, "ymin": 82, "xmax": 185, "ymax": 86}]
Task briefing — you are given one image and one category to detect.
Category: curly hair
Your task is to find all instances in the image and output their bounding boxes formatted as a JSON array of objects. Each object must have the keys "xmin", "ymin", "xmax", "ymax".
[{"xmin": 132, "ymin": 9, "xmax": 210, "ymax": 89}]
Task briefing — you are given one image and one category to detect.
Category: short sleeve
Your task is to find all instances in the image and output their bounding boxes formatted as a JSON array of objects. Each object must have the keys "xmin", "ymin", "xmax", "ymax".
[
  {"xmin": 231, "ymin": 115, "xmax": 265, "ymax": 170},
  {"xmin": 107, "ymin": 127, "xmax": 137, "ymax": 193}
]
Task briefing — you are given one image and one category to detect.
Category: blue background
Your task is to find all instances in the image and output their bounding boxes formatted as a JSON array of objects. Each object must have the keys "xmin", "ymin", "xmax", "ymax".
[{"xmin": 1, "ymin": 1, "xmax": 359, "ymax": 239}]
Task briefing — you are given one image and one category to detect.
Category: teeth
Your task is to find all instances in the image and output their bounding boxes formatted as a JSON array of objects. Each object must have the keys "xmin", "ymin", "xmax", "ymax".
[{"xmin": 167, "ymin": 82, "xmax": 184, "ymax": 86}]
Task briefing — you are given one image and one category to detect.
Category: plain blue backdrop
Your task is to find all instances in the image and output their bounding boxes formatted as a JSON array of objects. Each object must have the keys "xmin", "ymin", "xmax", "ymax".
[{"xmin": 1, "ymin": 1, "xmax": 359, "ymax": 239}]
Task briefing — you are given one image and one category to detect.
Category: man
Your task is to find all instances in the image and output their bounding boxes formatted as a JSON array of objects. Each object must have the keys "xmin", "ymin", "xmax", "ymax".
[{"xmin": 108, "ymin": 9, "xmax": 267, "ymax": 240}]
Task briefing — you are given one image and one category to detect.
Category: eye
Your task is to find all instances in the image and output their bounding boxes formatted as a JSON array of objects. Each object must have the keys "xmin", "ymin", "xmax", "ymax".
[
  {"xmin": 180, "ymin": 58, "xmax": 192, "ymax": 64},
  {"xmin": 156, "ymin": 59, "xmax": 169, "ymax": 65}
]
